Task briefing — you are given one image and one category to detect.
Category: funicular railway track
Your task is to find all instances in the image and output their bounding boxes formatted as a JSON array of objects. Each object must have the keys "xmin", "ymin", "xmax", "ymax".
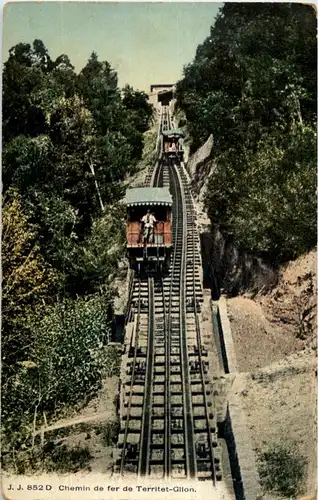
[{"xmin": 117, "ymin": 107, "xmax": 221, "ymax": 484}]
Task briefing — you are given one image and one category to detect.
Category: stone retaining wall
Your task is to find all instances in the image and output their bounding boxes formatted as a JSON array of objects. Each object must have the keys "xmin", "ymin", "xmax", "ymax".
[{"xmin": 216, "ymin": 297, "xmax": 262, "ymax": 500}]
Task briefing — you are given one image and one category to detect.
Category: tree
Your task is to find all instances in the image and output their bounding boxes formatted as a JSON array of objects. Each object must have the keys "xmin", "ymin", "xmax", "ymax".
[
  {"xmin": 122, "ymin": 84, "xmax": 154, "ymax": 133},
  {"xmin": 52, "ymin": 54, "xmax": 77, "ymax": 97},
  {"xmin": 2, "ymin": 134, "xmax": 54, "ymax": 193},
  {"xmin": 176, "ymin": 3, "xmax": 316, "ymax": 150},
  {"xmin": 2, "ymin": 39, "xmax": 157, "ymax": 467},
  {"xmin": 176, "ymin": 3, "xmax": 317, "ymax": 261},
  {"xmin": 31, "ymin": 39, "xmax": 52, "ymax": 72},
  {"xmin": 2, "ymin": 40, "xmax": 56, "ymax": 142},
  {"xmin": 78, "ymin": 52, "xmax": 119, "ymax": 134},
  {"xmin": 2, "ymin": 189, "xmax": 55, "ymax": 365}
]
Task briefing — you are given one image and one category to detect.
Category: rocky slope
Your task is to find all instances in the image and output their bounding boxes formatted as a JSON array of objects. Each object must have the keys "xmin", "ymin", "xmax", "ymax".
[
  {"xmin": 227, "ymin": 249, "xmax": 316, "ymax": 371},
  {"xmin": 259, "ymin": 250, "xmax": 316, "ymax": 347}
]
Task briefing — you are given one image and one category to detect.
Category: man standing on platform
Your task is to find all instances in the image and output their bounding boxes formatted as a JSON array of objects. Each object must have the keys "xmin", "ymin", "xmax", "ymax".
[{"xmin": 141, "ymin": 209, "xmax": 157, "ymax": 244}]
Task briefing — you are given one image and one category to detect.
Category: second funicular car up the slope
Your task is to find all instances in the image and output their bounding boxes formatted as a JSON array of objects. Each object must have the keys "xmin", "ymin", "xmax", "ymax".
[{"xmin": 161, "ymin": 128, "xmax": 184, "ymax": 165}]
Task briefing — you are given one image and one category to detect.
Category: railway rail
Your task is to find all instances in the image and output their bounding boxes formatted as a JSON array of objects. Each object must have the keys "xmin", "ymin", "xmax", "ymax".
[{"xmin": 116, "ymin": 107, "xmax": 222, "ymax": 484}]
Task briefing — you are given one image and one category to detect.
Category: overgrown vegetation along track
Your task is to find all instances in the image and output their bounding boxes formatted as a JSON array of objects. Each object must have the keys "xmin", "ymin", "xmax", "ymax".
[{"xmin": 117, "ymin": 108, "xmax": 221, "ymax": 482}]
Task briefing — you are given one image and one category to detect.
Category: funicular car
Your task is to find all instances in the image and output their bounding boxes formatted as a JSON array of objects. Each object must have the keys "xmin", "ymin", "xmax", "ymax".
[
  {"xmin": 125, "ymin": 187, "xmax": 173, "ymax": 273},
  {"xmin": 162, "ymin": 129, "xmax": 184, "ymax": 165}
]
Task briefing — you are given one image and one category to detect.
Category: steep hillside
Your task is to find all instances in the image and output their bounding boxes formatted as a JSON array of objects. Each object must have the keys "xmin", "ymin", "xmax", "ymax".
[{"xmin": 186, "ymin": 129, "xmax": 316, "ymax": 498}]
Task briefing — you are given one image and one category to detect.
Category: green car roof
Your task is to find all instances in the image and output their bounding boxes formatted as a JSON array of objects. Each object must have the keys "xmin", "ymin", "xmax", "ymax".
[
  {"xmin": 162, "ymin": 129, "xmax": 185, "ymax": 138},
  {"xmin": 124, "ymin": 187, "xmax": 173, "ymax": 207}
]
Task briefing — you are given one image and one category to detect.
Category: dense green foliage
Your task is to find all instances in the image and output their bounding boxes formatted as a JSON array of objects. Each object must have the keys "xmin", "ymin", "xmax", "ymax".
[
  {"xmin": 3, "ymin": 441, "xmax": 93, "ymax": 475},
  {"xmin": 176, "ymin": 4, "xmax": 316, "ymax": 261},
  {"xmin": 257, "ymin": 443, "xmax": 307, "ymax": 498},
  {"xmin": 2, "ymin": 40, "xmax": 153, "ymax": 465},
  {"xmin": 2, "ymin": 295, "xmax": 112, "ymax": 438}
]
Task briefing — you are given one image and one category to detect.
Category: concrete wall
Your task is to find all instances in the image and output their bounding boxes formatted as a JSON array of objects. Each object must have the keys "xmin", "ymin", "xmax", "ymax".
[{"xmin": 216, "ymin": 298, "xmax": 262, "ymax": 500}]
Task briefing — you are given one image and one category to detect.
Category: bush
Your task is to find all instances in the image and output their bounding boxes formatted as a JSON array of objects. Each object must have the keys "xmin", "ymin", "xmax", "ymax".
[
  {"xmin": 2, "ymin": 443, "xmax": 92, "ymax": 474},
  {"xmin": 134, "ymin": 125, "xmax": 158, "ymax": 174},
  {"xmin": 77, "ymin": 204, "xmax": 126, "ymax": 294},
  {"xmin": 257, "ymin": 443, "xmax": 307, "ymax": 498},
  {"xmin": 48, "ymin": 444, "xmax": 92, "ymax": 473},
  {"xmin": 94, "ymin": 420, "xmax": 120, "ymax": 446},
  {"xmin": 31, "ymin": 294, "xmax": 113, "ymax": 410},
  {"xmin": 1, "ymin": 293, "xmax": 113, "ymax": 452},
  {"xmin": 103, "ymin": 344, "xmax": 122, "ymax": 377},
  {"xmin": 206, "ymin": 125, "xmax": 317, "ymax": 261}
]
